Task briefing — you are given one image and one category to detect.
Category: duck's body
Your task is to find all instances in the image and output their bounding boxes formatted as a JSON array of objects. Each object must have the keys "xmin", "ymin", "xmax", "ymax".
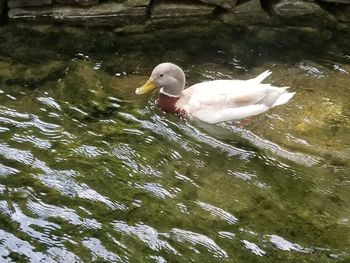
[{"xmin": 136, "ymin": 63, "xmax": 295, "ymax": 124}]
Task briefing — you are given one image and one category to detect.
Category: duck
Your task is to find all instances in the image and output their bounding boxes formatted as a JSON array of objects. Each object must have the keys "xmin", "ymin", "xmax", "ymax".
[{"xmin": 135, "ymin": 62, "xmax": 295, "ymax": 124}]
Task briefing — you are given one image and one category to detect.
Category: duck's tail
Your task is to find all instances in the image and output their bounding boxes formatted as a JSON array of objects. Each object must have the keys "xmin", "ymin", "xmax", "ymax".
[
  {"xmin": 272, "ymin": 92, "xmax": 296, "ymax": 107},
  {"xmin": 250, "ymin": 70, "xmax": 272, "ymax": 84}
]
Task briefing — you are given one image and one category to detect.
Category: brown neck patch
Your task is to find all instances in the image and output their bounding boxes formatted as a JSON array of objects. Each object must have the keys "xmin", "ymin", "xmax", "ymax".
[{"xmin": 158, "ymin": 93, "xmax": 186, "ymax": 117}]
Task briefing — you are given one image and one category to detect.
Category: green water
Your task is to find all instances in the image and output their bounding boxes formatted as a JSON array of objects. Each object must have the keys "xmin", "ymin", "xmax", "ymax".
[{"xmin": 0, "ymin": 24, "xmax": 350, "ymax": 262}]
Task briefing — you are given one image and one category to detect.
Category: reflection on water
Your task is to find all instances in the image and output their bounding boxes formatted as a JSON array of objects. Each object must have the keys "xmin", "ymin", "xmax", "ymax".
[{"xmin": 0, "ymin": 26, "xmax": 350, "ymax": 262}]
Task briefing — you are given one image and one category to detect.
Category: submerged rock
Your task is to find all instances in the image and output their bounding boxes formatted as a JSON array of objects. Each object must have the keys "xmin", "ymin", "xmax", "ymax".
[{"xmin": 0, "ymin": 60, "xmax": 66, "ymax": 88}]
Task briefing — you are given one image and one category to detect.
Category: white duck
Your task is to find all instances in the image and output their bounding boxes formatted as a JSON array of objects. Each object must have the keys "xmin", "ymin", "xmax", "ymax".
[{"xmin": 136, "ymin": 62, "xmax": 295, "ymax": 124}]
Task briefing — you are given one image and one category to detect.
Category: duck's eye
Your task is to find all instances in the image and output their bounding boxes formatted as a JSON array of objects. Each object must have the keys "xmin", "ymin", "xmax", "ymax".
[{"xmin": 160, "ymin": 74, "xmax": 164, "ymax": 77}]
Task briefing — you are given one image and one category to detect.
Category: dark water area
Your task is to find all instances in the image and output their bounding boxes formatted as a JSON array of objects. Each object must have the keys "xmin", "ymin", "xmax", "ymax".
[{"xmin": 0, "ymin": 23, "xmax": 350, "ymax": 262}]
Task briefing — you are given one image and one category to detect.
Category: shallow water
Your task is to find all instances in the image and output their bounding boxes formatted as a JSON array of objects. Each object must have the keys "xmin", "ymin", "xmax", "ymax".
[{"xmin": 0, "ymin": 24, "xmax": 350, "ymax": 262}]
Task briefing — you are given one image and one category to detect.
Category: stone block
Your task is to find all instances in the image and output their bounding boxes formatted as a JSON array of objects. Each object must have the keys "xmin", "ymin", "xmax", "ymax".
[
  {"xmin": 53, "ymin": 0, "xmax": 99, "ymax": 6},
  {"xmin": 8, "ymin": 2, "xmax": 147, "ymax": 27},
  {"xmin": 272, "ymin": 0, "xmax": 335, "ymax": 26},
  {"xmin": 0, "ymin": 0, "xmax": 6, "ymax": 23},
  {"xmin": 123, "ymin": 0, "xmax": 151, "ymax": 7},
  {"xmin": 221, "ymin": 0, "xmax": 274, "ymax": 26},
  {"xmin": 332, "ymin": 4, "xmax": 350, "ymax": 22},
  {"xmin": 125, "ymin": 0, "xmax": 150, "ymax": 7},
  {"xmin": 196, "ymin": 0, "xmax": 238, "ymax": 10},
  {"xmin": 149, "ymin": 3, "xmax": 215, "ymax": 28},
  {"xmin": 319, "ymin": 0, "xmax": 350, "ymax": 3},
  {"xmin": 151, "ymin": 3, "xmax": 214, "ymax": 19},
  {"xmin": 8, "ymin": 0, "xmax": 52, "ymax": 8}
]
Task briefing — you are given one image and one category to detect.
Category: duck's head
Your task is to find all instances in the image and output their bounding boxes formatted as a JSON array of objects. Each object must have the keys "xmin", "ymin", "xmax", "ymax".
[{"xmin": 135, "ymin": 63, "xmax": 186, "ymax": 97}]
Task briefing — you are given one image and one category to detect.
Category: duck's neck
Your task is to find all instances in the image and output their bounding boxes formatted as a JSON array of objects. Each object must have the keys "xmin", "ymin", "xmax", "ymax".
[{"xmin": 158, "ymin": 89, "xmax": 181, "ymax": 114}]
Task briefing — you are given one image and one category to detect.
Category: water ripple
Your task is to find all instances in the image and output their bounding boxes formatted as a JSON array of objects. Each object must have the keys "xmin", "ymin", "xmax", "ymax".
[
  {"xmin": 0, "ymin": 201, "xmax": 62, "ymax": 246},
  {"xmin": 113, "ymin": 221, "xmax": 178, "ymax": 255},
  {"xmin": 0, "ymin": 107, "xmax": 63, "ymax": 138},
  {"xmin": 29, "ymin": 115, "xmax": 62, "ymax": 135},
  {"xmin": 0, "ymin": 143, "xmax": 36, "ymax": 165},
  {"xmin": 37, "ymin": 168, "xmax": 126, "ymax": 210},
  {"xmin": 218, "ymin": 231, "xmax": 236, "ymax": 239},
  {"xmin": 82, "ymin": 237, "xmax": 123, "ymax": 262},
  {"xmin": 242, "ymin": 240, "xmax": 266, "ymax": 256},
  {"xmin": 0, "ymin": 164, "xmax": 19, "ymax": 177},
  {"xmin": 12, "ymin": 134, "xmax": 52, "ymax": 150},
  {"xmin": 231, "ymin": 127, "xmax": 320, "ymax": 166},
  {"xmin": 298, "ymin": 61, "xmax": 325, "ymax": 78},
  {"xmin": 27, "ymin": 200, "xmax": 102, "ymax": 229},
  {"xmin": 180, "ymin": 121, "xmax": 253, "ymax": 159},
  {"xmin": 169, "ymin": 228, "xmax": 228, "ymax": 258},
  {"xmin": 197, "ymin": 201, "xmax": 238, "ymax": 224},
  {"xmin": 111, "ymin": 144, "xmax": 161, "ymax": 176},
  {"xmin": 46, "ymin": 247, "xmax": 81, "ymax": 263},
  {"xmin": 174, "ymin": 171, "xmax": 199, "ymax": 188},
  {"xmin": 0, "ymin": 229, "xmax": 52, "ymax": 262},
  {"xmin": 0, "ymin": 107, "xmax": 31, "ymax": 119},
  {"xmin": 0, "ymin": 229, "xmax": 80, "ymax": 262},
  {"xmin": 73, "ymin": 145, "xmax": 106, "ymax": 158},
  {"xmin": 136, "ymin": 182, "xmax": 174, "ymax": 199},
  {"xmin": 37, "ymin": 96, "xmax": 62, "ymax": 110},
  {"xmin": 149, "ymin": 255, "xmax": 167, "ymax": 263},
  {"xmin": 269, "ymin": 235, "xmax": 310, "ymax": 253},
  {"xmin": 118, "ymin": 112, "xmax": 195, "ymax": 153}
]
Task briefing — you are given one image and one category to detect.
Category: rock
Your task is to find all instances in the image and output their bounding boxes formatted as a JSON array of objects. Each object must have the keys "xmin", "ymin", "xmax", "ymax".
[
  {"xmin": 0, "ymin": 60, "xmax": 66, "ymax": 87},
  {"xmin": 8, "ymin": 0, "xmax": 52, "ymax": 8},
  {"xmin": 196, "ymin": 0, "xmax": 237, "ymax": 10},
  {"xmin": 0, "ymin": 0, "xmax": 6, "ymax": 23},
  {"xmin": 319, "ymin": 0, "xmax": 350, "ymax": 3},
  {"xmin": 125, "ymin": 0, "xmax": 150, "ymax": 7},
  {"xmin": 329, "ymin": 4, "xmax": 350, "ymax": 22},
  {"xmin": 150, "ymin": 2, "xmax": 215, "ymax": 27},
  {"xmin": 8, "ymin": 2, "xmax": 147, "ymax": 27},
  {"xmin": 114, "ymin": 23, "xmax": 148, "ymax": 33},
  {"xmin": 272, "ymin": 0, "xmax": 335, "ymax": 26},
  {"xmin": 53, "ymin": 0, "xmax": 99, "ymax": 6},
  {"xmin": 337, "ymin": 6, "xmax": 350, "ymax": 22},
  {"xmin": 221, "ymin": 0, "xmax": 274, "ymax": 26},
  {"xmin": 22, "ymin": 61, "xmax": 66, "ymax": 86},
  {"xmin": 151, "ymin": 3, "xmax": 214, "ymax": 19}
]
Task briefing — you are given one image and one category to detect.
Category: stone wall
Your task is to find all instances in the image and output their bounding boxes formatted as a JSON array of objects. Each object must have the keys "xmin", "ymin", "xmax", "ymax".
[
  {"xmin": 0, "ymin": 0, "xmax": 350, "ymax": 32},
  {"xmin": 0, "ymin": 0, "xmax": 6, "ymax": 23}
]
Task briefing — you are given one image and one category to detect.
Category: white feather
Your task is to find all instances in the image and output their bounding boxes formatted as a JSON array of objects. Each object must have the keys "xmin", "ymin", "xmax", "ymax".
[
  {"xmin": 192, "ymin": 104, "xmax": 270, "ymax": 124},
  {"xmin": 176, "ymin": 71, "xmax": 295, "ymax": 124},
  {"xmin": 248, "ymin": 70, "xmax": 272, "ymax": 84},
  {"xmin": 272, "ymin": 92, "xmax": 296, "ymax": 107}
]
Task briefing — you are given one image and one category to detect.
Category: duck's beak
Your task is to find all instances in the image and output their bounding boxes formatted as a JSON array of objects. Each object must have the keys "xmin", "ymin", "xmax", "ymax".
[{"xmin": 135, "ymin": 78, "xmax": 157, "ymax": 95}]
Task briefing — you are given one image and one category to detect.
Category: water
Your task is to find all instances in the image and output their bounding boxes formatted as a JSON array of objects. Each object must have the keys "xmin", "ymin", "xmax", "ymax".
[{"xmin": 0, "ymin": 24, "xmax": 350, "ymax": 262}]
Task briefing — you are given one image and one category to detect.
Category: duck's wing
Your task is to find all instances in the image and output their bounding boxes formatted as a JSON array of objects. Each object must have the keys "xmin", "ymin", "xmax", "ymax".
[
  {"xmin": 181, "ymin": 70, "xmax": 277, "ymax": 106},
  {"xmin": 190, "ymin": 104, "xmax": 271, "ymax": 124},
  {"xmin": 177, "ymin": 80, "xmax": 271, "ymax": 110},
  {"xmin": 176, "ymin": 79, "xmax": 294, "ymax": 124}
]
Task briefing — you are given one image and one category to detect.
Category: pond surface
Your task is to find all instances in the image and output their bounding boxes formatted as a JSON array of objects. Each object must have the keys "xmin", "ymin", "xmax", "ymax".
[{"xmin": 0, "ymin": 24, "xmax": 350, "ymax": 262}]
